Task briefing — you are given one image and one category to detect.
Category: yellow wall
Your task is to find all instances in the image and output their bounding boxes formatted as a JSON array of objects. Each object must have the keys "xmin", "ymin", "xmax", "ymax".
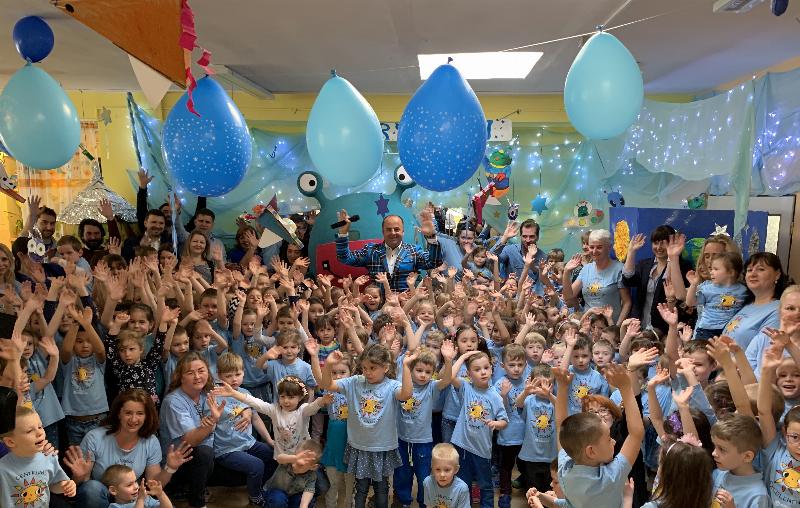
[{"xmin": 0, "ymin": 90, "xmax": 691, "ymax": 244}]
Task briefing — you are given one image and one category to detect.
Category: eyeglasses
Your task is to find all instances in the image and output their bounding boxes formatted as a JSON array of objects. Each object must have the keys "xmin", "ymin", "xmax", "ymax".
[
  {"xmin": 786, "ymin": 433, "xmax": 800, "ymax": 444},
  {"xmin": 588, "ymin": 407, "xmax": 611, "ymax": 417}
]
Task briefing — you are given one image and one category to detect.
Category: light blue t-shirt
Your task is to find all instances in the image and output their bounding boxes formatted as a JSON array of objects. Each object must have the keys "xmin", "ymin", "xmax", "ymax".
[
  {"xmin": 161, "ymin": 388, "xmax": 214, "ymax": 451},
  {"xmin": 423, "ymin": 475, "xmax": 470, "ymax": 508},
  {"xmin": 398, "ymin": 381, "xmax": 441, "ymax": 443},
  {"xmin": 0, "ymin": 452, "xmax": 69, "ymax": 508},
  {"xmin": 577, "ymin": 261, "xmax": 625, "ymax": 322},
  {"xmin": 558, "ymin": 448, "xmax": 632, "ymax": 508},
  {"xmin": 485, "ymin": 339, "xmax": 506, "ymax": 383},
  {"xmin": 746, "ymin": 331, "xmax": 791, "ymax": 381},
  {"xmin": 60, "ymin": 355, "xmax": 108, "ymax": 416},
  {"xmin": 28, "ymin": 351, "xmax": 65, "ymax": 427},
  {"xmin": 162, "ymin": 353, "xmax": 179, "ymax": 386},
  {"xmin": 213, "ymin": 387, "xmax": 256, "ymax": 457},
  {"xmin": 695, "ymin": 281, "xmax": 749, "ymax": 331},
  {"xmin": 196, "ymin": 344, "xmax": 222, "ymax": 380},
  {"xmin": 337, "ymin": 375, "xmax": 402, "ymax": 452},
  {"xmin": 451, "ymin": 382, "xmax": 508, "ymax": 459},
  {"xmin": 712, "ymin": 469, "xmax": 770, "ymax": 508},
  {"xmin": 722, "ymin": 300, "xmax": 780, "ymax": 350},
  {"xmin": 327, "ymin": 391, "xmax": 349, "ymax": 421},
  {"xmin": 231, "ymin": 333, "xmax": 271, "ymax": 387},
  {"xmin": 443, "ymin": 364, "xmax": 469, "ymax": 421},
  {"xmin": 265, "ymin": 359, "xmax": 317, "ymax": 403},
  {"xmin": 567, "ymin": 366, "xmax": 610, "ymax": 415},
  {"xmin": 81, "ymin": 427, "xmax": 161, "ymax": 481},
  {"xmin": 493, "ymin": 376, "xmax": 526, "ymax": 446},
  {"xmin": 518, "ymin": 395, "xmax": 557, "ymax": 463},
  {"xmin": 762, "ymin": 435, "xmax": 800, "ymax": 507},
  {"xmin": 110, "ymin": 496, "xmax": 160, "ymax": 508}
]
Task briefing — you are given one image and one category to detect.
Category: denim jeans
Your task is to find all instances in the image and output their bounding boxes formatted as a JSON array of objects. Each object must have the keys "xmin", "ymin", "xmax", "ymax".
[
  {"xmin": 216, "ymin": 441, "xmax": 276, "ymax": 499},
  {"xmin": 355, "ymin": 477, "xmax": 388, "ymax": 508},
  {"xmin": 65, "ymin": 414, "xmax": 106, "ymax": 446},
  {"xmin": 455, "ymin": 446, "xmax": 494, "ymax": 508},
  {"xmin": 75, "ymin": 479, "xmax": 112, "ymax": 508},
  {"xmin": 393, "ymin": 439, "xmax": 432, "ymax": 506},
  {"xmin": 171, "ymin": 445, "xmax": 215, "ymax": 508},
  {"xmin": 264, "ymin": 488, "xmax": 316, "ymax": 508},
  {"xmin": 440, "ymin": 418, "xmax": 456, "ymax": 444}
]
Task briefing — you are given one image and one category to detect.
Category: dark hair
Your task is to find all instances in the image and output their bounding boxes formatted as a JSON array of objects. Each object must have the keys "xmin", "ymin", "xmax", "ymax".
[
  {"xmin": 710, "ymin": 252, "xmax": 743, "ymax": 278},
  {"xmin": 145, "ymin": 209, "xmax": 165, "ymax": 221},
  {"xmin": 744, "ymin": 252, "xmax": 790, "ymax": 301},
  {"xmin": 167, "ymin": 352, "xmax": 214, "ymax": 393},
  {"xmin": 651, "ymin": 437, "xmax": 714, "ymax": 508},
  {"xmin": 38, "ymin": 206, "xmax": 57, "ymax": 220},
  {"xmin": 235, "ymin": 225, "xmax": 259, "ymax": 250},
  {"xmin": 663, "ymin": 407, "xmax": 714, "ymax": 457},
  {"xmin": 128, "ymin": 303, "xmax": 155, "ymax": 326},
  {"xmin": 78, "ymin": 218, "xmax": 105, "ymax": 241},
  {"xmin": 314, "ymin": 314, "xmax": 337, "ymax": 332},
  {"xmin": 277, "ymin": 377, "xmax": 308, "ymax": 403},
  {"xmin": 650, "ymin": 225, "xmax": 676, "ymax": 243},
  {"xmin": 102, "ymin": 389, "xmax": 159, "ymax": 437},
  {"xmin": 195, "ymin": 208, "xmax": 216, "ymax": 221},
  {"xmin": 560, "ymin": 412, "xmax": 605, "ymax": 460},
  {"xmin": 199, "ymin": 288, "xmax": 218, "ymax": 303},
  {"xmin": 519, "ymin": 219, "xmax": 540, "ymax": 236}
]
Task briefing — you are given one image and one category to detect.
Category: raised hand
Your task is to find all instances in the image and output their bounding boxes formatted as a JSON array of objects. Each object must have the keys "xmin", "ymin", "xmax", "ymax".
[
  {"xmin": 564, "ymin": 254, "xmax": 582, "ymax": 272},
  {"xmin": 552, "ymin": 367, "xmax": 573, "ymax": 386},
  {"xmin": 686, "ymin": 270, "xmax": 699, "ymax": 286},
  {"xmin": 164, "ymin": 441, "xmax": 193, "ymax": 470},
  {"xmin": 604, "ymin": 363, "xmax": 631, "ymax": 390},
  {"xmin": 627, "ymin": 347, "xmax": 659, "ymax": 370},
  {"xmin": 337, "ymin": 209, "xmax": 352, "ymax": 235},
  {"xmin": 440, "ymin": 339, "xmax": 456, "ymax": 361},
  {"xmin": 502, "ymin": 220, "xmax": 519, "ymax": 242},
  {"xmin": 108, "ymin": 237, "xmax": 121, "ymax": 256},
  {"xmin": 647, "ymin": 366, "xmax": 671, "ymax": 388},
  {"xmin": 38, "ymin": 336, "xmax": 59, "ymax": 358},
  {"xmin": 304, "ymin": 339, "xmax": 319, "ymax": 357},
  {"xmin": 98, "ymin": 198, "xmax": 114, "ymax": 221},
  {"xmin": 499, "ymin": 378, "xmax": 512, "ymax": 397},
  {"xmin": 206, "ymin": 393, "xmax": 226, "ymax": 423},
  {"xmin": 672, "ymin": 385, "xmax": 694, "ymax": 408},
  {"xmin": 64, "ymin": 446, "xmax": 94, "ymax": 479},
  {"xmin": 656, "ymin": 303, "xmax": 678, "ymax": 327},
  {"xmin": 628, "ymin": 233, "xmax": 646, "ymax": 253},
  {"xmin": 666, "ymin": 234, "xmax": 686, "ymax": 259},
  {"xmin": 137, "ymin": 168, "xmax": 154, "ymax": 189}
]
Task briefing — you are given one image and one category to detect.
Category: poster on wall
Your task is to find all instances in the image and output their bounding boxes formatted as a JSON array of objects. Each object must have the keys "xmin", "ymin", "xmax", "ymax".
[
  {"xmin": 609, "ymin": 207, "xmax": 768, "ymax": 265},
  {"xmin": 380, "ymin": 119, "xmax": 512, "ymax": 141}
]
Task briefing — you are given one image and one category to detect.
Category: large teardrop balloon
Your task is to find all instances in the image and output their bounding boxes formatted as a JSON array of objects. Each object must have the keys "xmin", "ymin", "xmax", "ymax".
[
  {"xmin": 162, "ymin": 76, "xmax": 252, "ymax": 196},
  {"xmin": 564, "ymin": 32, "xmax": 643, "ymax": 140},
  {"xmin": 398, "ymin": 64, "xmax": 487, "ymax": 192},
  {"xmin": 306, "ymin": 74, "xmax": 383, "ymax": 187},
  {"xmin": 0, "ymin": 63, "xmax": 80, "ymax": 169}
]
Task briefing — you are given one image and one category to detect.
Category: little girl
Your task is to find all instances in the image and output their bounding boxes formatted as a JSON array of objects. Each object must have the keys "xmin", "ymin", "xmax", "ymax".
[
  {"xmin": 321, "ymin": 344, "xmax": 415, "ymax": 508},
  {"xmin": 441, "ymin": 325, "xmax": 482, "ymax": 442},
  {"xmin": 686, "ymin": 252, "xmax": 747, "ymax": 340},
  {"xmin": 231, "ymin": 293, "xmax": 273, "ymax": 401},
  {"xmin": 461, "ymin": 247, "xmax": 498, "ymax": 283},
  {"xmin": 643, "ymin": 436, "xmax": 714, "ymax": 508},
  {"xmin": 22, "ymin": 331, "xmax": 64, "ymax": 448},
  {"xmin": 188, "ymin": 319, "xmax": 228, "ymax": 379},
  {"xmin": 104, "ymin": 311, "xmax": 165, "ymax": 402},
  {"xmin": 159, "ymin": 307, "xmax": 184, "ymax": 385},
  {"xmin": 213, "ymin": 376, "xmax": 330, "ymax": 460}
]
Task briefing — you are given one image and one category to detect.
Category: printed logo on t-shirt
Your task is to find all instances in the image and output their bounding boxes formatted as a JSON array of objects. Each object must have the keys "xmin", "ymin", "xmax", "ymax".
[
  {"xmin": 719, "ymin": 295, "xmax": 737, "ymax": 309},
  {"xmin": 401, "ymin": 397, "xmax": 419, "ymax": 414},
  {"xmin": 358, "ymin": 392, "xmax": 383, "ymax": 424},
  {"xmin": 723, "ymin": 316, "xmax": 741, "ymax": 334},
  {"xmin": 12, "ymin": 477, "xmax": 47, "ymax": 507},
  {"xmin": 466, "ymin": 399, "xmax": 488, "ymax": 427},
  {"xmin": 229, "ymin": 404, "xmax": 246, "ymax": 421},
  {"xmin": 432, "ymin": 495, "xmax": 453, "ymax": 508},
  {"xmin": 587, "ymin": 281, "xmax": 601, "ymax": 296},
  {"xmin": 770, "ymin": 458, "xmax": 800, "ymax": 505},
  {"xmin": 329, "ymin": 393, "xmax": 348, "ymax": 420}
]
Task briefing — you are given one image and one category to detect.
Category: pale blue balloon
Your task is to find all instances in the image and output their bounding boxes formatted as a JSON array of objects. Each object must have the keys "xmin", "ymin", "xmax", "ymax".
[
  {"xmin": 306, "ymin": 73, "xmax": 383, "ymax": 187},
  {"xmin": 564, "ymin": 32, "xmax": 643, "ymax": 140},
  {"xmin": 398, "ymin": 64, "xmax": 487, "ymax": 192},
  {"xmin": 0, "ymin": 64, "xmax": 80, "ymax": 169},
  {"xmin": 162, "ymin": 76, "xmax": 252, "ymax": 196}
]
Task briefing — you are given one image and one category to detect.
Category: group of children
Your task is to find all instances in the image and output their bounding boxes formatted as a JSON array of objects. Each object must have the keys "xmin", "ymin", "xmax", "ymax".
[{"xmin": 0, "ymin": 218, "xmax": 798, "ymax": 508}]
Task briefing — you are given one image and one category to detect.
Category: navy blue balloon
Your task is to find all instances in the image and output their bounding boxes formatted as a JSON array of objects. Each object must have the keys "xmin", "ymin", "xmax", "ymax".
[
  {"xmin": 13, "ymin": 16, "xmax": 54, "ymax": 63},
  {"xmin": 162, "ymin": 77, "xmax": 252, "ymax": 197},
  {"xmin": 398, "ymin": 64, "xmax": 487, "ymax": 192}
]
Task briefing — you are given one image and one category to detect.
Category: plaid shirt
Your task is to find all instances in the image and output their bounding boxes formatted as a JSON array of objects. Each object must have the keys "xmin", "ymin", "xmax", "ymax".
[{"xmin": 336, "ymin": 235, "xmax": 442, "ymax": 292}]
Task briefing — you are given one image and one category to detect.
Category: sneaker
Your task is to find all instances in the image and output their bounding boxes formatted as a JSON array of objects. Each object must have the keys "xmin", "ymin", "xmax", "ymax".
[
  {"xmin": 498, "ymin": 494, "xmax": 512, "ymax": 508},
  {"xmin": 471, "ymin": 484, "xmax": 480, "ymax": 504}
]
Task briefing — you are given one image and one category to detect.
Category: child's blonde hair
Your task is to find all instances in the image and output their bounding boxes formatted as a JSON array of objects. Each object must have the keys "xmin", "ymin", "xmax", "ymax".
[
  {"xmin": 217, "ymin": 352, "xmax": 244, "ymax": 375},
  {"xmin": 117, "ymin": 330, "xmax": 144, "ymax": 349},
  {"xmin": 521, "ymin": 333, "xmax": 547, "ymax": 349},
  {"xmin": 432, "ymin": 442, "xmax": 459, "ymax": 464}
]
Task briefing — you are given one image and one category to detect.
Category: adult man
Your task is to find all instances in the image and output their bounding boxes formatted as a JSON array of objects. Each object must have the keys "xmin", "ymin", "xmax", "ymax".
[
  {"xmin": 78, "ymin": 199, "xmax": 121, "ymax": 266},
  {"xmin": 336, "ymin": 209, "xmax": 442, "ymax": 292},
  {"xmin": 490, "ymin": 219, "xmax": 546, "ymax": 284},
  {"xmin": 187, "ymin": 208, "xmax": 226, "ymax": 260},
  {"xmin": 135, "ymin": 168, "xmax": 189, "ymax": 243},
  {"xmin": 19, "ymin": 195, "xmax": 57, "ymax": 253},
  {"xmin": 121, "ymin": 209, "xmax": 168, "ymax": 261}
]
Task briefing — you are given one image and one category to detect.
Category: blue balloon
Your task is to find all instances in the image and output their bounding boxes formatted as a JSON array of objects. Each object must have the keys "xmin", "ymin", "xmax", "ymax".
[
  {"xmin": 162, "ymin": 77, "xmax": 252, "ymax": 197},
  {"xmin": 13, "ymin": 16, "xmax": 54, "ymax": 63},
  {"xmin": 564, "ymin": 32, "xmax": 643, "ymax": 140},
  {"xmin": 306, "ymin": 73, "xmax": 383, "ymax": 187},
  {"xmin": 398, "ymin": 64, "xmax": 487, "ymax": 192},
  {"xmin": 0, "ymin": 64, "xmax": 80, "ymax": 169}
]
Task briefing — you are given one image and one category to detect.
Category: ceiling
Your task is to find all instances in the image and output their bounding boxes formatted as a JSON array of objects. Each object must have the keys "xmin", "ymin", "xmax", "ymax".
[{"xmin": 1, "ymin": 0, "xmax": 799, "ymax": 94}]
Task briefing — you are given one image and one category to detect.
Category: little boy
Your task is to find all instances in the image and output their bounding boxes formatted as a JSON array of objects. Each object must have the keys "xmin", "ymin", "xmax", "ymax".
[
  {"xmin": 521, "ymin": 333, "xmax": 547, "ymax": 370},
  {"xmin": 494, "ymin": 343, "xmax": 529, "ymax": 508},
  {"xmin": 262, "ymin": 439, "xmax": 322, "ymax": 508},
  {"xmin": 257, "ymin": 330, "xmax": 317, "ymax": 403},
  {"xmin": 0, "ymin": 407, "xmax": 76, "ymax": 508},
  {"xmin": 709, "ymin": 414, "xmax": 770, "ymax": 507},
  {"xmin": 553, "ymin": 364, "xmax": 643, "ymax": 508},
  {"xmin": 423, "ymin": 443, "xmax": 470, "ymax": 508},
  {"xmin": 591, "ymin": 339, "xmax": 614, "ymax": 370},
  {"xmin": 516, "ymin": 364, "xmax": 558, "ymax": 495},
  {"xmin": 561, "ymin": 335, "xmax": 609, "ymax": 415},
  {"xmin": 102, "ymin": 464, "xmax": 173, "ymax": 508}
]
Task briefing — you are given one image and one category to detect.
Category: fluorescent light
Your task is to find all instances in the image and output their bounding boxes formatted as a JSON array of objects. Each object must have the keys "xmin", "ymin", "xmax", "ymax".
[
  {"xmin": 208, "ymin": 64, "xmax": 274, "ymax": 100},
  {"xmin": 417, "ymin": 52, "xmax": 542, "ymax": 80}
]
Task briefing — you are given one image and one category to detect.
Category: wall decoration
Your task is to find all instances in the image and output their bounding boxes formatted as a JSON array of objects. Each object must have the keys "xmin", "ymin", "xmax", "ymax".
[
  {"xmin": 531, "ymin": 195, "xmax": 549, "ymax": 215},
  {"xmin": 484, "ymin": 148, "xmax": 513, "ymax": 199},
  {"xmin": 686, "ymin": 192, "xmax": 709, "ymax": 209},
  {"xmin": 605, "ymin": 188, "xmax": 625, "ymax": 207},
  {"xmin": 613, "ymin": 220, "xmax": 631, "ymax": 261}
]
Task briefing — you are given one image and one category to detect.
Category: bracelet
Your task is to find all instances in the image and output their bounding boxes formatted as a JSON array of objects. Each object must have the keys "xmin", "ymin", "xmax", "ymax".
[{"xmin": 163, "ymin": 465, "xmax": 177, "ymax": 474}]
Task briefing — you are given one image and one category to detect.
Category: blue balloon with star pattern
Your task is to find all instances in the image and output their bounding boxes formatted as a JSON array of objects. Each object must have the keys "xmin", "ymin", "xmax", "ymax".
[
  {"xmin": 162, "ymin": 76, "xmax": 252, "ymax": 196},
  {"xmin": 398, "ymin": 63, "xmax": 487, "ymax": 192}
]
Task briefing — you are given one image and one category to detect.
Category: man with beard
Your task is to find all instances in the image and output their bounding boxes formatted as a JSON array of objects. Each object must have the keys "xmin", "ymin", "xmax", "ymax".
[
  {"xmin": 18, "ymin": 195, "xmax": 57, "ymax": 255},
  {"xmin": 78, "ymin": 199, "xmax": 122, "ymax": 267},
  {"xmin": 490, "ymin": 219, "xmax": 547, "ymax": 289}
]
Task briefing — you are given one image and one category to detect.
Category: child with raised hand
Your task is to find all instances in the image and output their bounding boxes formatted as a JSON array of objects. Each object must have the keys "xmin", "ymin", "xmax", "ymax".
[
  {"xmin": 104, "ymin": 309, "xmax": 165, "ymax": 402},
  {"xmin": 516, "ymin": 364, "xmax": 558, "ymax": 496},
  {"xmin": 685, "ymin": 252, "xmax": 747, "ymax": 340},
  {"xmin": 759, "ymin": 343, "xmax": 800, "ymax": 506},
  {"xmin": 59, "ymin": 305, "xmax": 108, "ymax": 446},
  {"xmin": 187, "ymin": 318, "xmax": 228, "ymax": 379},
  {"xmin": 320, "ymin": 344, "xmax": 415, "ymax": 508},
  {"xmin": 102, "ymin": 465, "xmax": 172, "ymax": 508},
  {"xmin": 256, "ymin": 329, "xmax": 317, "ymax": 404},
  {"xmin": 230, "ymin": 291, "xmax": 272, "ymax": 401},
  {"xmin": 450, "ymin": 349, "xmax": 508, "ymax": 508},
  {"xmin": 158, "ymin": 307, "xmax": 185, "ymax": 389},
  {"xmin": 560, "ymin": 329, "xmax": 609, "ymax": 415},
  {"xmin": 552, "ymin": 363, "xmax": 644, "ymax": 508},
  {"xmin": 394, "ymin": 340, "xmax": 456, "ymax": 508},
  {"xmin": 441, "ymin": 325, "xmax": 482, "ymax": 442}
]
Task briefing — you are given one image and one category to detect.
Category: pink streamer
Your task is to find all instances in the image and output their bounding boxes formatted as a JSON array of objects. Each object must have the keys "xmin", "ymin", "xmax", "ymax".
[{"xmin": 180, "ymin": 0, "xmax": 213, "ymax": 116}]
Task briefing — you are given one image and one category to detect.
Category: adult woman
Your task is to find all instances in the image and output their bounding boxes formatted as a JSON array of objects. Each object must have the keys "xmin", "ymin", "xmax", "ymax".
[
  {"xmin": 181, "ymin": 231, "xmax": 214, "ymax": 285},
  {"xmin": 228, "ymin": 225, "xmax": 262, "ymax": 268},
  {"xmin": 722, "ymin": 252, "xmax": 786, "ymax": 350},
  {"xmin": 695, "ymin": 235, "xmax": 740, "ymax": 282},
  {"xmin": 0, "ymin": 243, "xmax": 20, "ymax": 294},
  {"xmin": 622, "ymin": 226, "xmax": 692, "ymax": 334},
  {"xmin": 65, "ymin": 389, "xmax": 191, "ymax": 508},
  {"xmin": 563, "ymin": 230, "xmax": 632, "ymax": 325},
  {"xmin": 746, "ymin": 285, "xmax": 800, "ymax": 378},
  {"xmin": 160, "ymin": 352, "xmax": 224, "ymax": 508}
]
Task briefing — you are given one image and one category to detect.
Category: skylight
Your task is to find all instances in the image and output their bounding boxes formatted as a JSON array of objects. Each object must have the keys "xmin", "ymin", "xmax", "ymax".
[{"xmin": 417, "ymin": 52, "xmax": 543, "ymax": 80}]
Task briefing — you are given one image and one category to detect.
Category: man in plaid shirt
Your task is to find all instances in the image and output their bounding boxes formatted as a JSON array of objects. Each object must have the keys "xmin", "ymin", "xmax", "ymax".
[{"xmin": 335, "ymin": 209, "xmax": 442, "ymax": 292}]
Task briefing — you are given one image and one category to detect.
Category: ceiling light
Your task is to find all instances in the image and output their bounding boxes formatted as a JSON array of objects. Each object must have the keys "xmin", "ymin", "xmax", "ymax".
[
  {"xmin": 208, "ymin": 64, "xmax": 274, "ymax": 100},
  {"xmin": 417, "ymin": 52, "xmax": 542, "ymax": 80}
]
